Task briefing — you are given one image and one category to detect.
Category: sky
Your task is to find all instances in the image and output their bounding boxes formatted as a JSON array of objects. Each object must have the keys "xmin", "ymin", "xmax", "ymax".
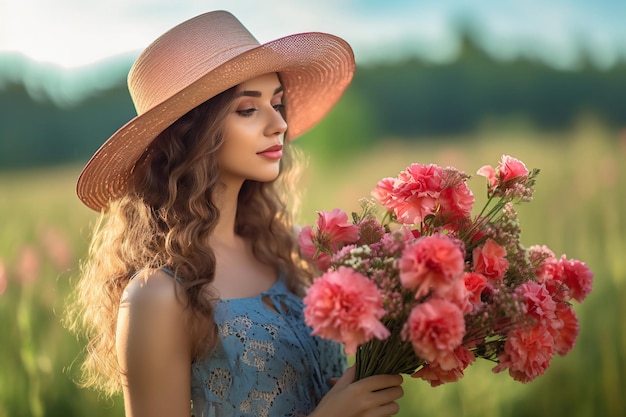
[
  {"xmin": 2, "ymin": 0, "xmax": 626, "ymax": 69},
  {"xmin": 1, "ymin": 0, "xmax": 625, "ymax": 106}
]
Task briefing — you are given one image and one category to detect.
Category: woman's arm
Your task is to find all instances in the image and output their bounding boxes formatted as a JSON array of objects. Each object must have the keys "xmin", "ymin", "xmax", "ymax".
[{"xmin": 116, "ymin": 270, "xmax": 193, "ymax": 417}]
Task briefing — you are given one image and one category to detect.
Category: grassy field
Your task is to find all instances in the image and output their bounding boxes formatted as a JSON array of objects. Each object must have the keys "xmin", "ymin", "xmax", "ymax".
[{"xmin": 1, "ymin": 118, "xmax": 624, "ymax": 416}]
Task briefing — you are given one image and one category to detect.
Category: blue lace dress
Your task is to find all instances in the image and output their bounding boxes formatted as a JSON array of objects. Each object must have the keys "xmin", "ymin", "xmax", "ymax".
[{"xmin": 183, "ymin": 274, "xmax": 346, "ymax": 417}]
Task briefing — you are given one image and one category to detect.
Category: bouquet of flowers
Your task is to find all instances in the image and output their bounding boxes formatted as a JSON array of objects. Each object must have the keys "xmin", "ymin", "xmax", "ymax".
[{"xmin": 299, "ymin": 155, "xmax": 593, "ymax": 386}]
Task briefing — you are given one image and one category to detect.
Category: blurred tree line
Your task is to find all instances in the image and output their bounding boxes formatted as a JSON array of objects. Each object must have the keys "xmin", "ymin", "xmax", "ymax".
[{"xmin": 1, "ymin": 31, "xmax": 625, "ymax": 171}]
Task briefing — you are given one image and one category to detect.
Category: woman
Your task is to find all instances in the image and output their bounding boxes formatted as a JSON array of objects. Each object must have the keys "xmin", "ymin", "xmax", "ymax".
[{"xmin": 68, "ymin": 10, "xmax": 403, "ymax": 417}]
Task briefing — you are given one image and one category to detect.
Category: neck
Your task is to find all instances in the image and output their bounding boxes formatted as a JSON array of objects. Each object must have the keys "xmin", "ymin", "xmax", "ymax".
[{"xmin": 211, "ymin": 180, "xmax": 243, "ymax": 247}]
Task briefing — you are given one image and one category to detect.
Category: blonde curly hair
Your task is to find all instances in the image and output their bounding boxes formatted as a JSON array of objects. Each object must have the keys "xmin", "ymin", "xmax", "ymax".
[{"xmin": 66, "ymin": 84, "xmax": 313, "ymax": 397}]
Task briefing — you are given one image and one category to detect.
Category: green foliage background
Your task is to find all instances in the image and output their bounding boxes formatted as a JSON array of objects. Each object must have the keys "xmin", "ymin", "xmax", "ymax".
[{"xmin": 2, "ymin": 32, "xmax": 626, "ymax": 170}]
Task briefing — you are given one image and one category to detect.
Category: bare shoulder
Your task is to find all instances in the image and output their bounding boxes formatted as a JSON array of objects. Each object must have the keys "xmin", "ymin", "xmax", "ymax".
[
  {"xmin": 120, "ymin": 269, "xmax": 187, "ymax": 310},
  {"xmin": 117, "ymin": 268, "xmax": 191, "ymax": 360}
]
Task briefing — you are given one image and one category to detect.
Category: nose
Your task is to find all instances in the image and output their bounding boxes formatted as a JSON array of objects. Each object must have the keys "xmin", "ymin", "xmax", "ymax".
[{"xmin": 265, "ymin": 107, "xmax": 288, "ymax": 138}]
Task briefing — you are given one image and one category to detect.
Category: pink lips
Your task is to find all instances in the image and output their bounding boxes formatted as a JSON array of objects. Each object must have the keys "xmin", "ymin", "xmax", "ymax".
[{"xmin": 257, "ymin": 144, "xmax": 283, "ymax": 160}]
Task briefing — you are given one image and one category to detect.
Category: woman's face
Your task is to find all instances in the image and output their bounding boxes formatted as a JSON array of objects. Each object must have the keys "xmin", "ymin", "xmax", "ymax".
[{"xmin": 218, "ymin": 72, "xmax": 287, "ymax": 187}]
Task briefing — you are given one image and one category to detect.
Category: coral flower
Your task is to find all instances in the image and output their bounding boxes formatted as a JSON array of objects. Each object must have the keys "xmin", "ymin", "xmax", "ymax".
[
  {"xmin": 493, "ymin": 326, "xmax": 555, "ymax": 383},
  {"xmin": 412, "ymin": 346, "xmax": 476, "ymax": 387},
  {"xmin": 529, "ymin": 245, "xmax": 561, "ymax": 283},
  {"xmin": 498, "ymin": 155, "xmax": 529, "ymax": 183},
  {"xmin": 528, "ymin": 245, "xmax": 569, "ymax": 302},
  {"xmin": 438, "ymin": 182, "xmax": 474, "ymax": 222},
  {"xmin": 559, "ymin": 256, "xmax": 593, "ymax": 303},
  {"xmin": 371, "ymin": 177, "xmax": 396, "ymax": 208},
  {"xmin": 478, "ymin": 155, "xmax": 529, "ymax": 192},
  {"xmin": 472, "ymin": 239, "xmax": 509, "ymax": 281},
  {"xmin": 399, "ymin": 235, "xmax": 465, "ymax": 299},
  {"xmin": 402, "ymin": 298, "xmax": 466, "ymax": 370},
  {"xmin": 372, "ymin": 163, "xmax": 444, "ymax": 224},
  {"xmin": 437, "ymin": 277, "xmax": 472, "ymax": 314},
  {"xmin": 517, "ymin": 281, "xmax": 558, "ymax": 329},
  {"xmin": 553, "ymin": 305, "xmax": 579, "ymax": 356},
  {"xmin": 298, "ymin": 208, "xmax": 360, "ymax": 271},
  {"xmin": 316, "ymin": 209, "xmax": 360, "ymax": 248},
  {"xmin": 298, "ymin": 225, "xmax": 331, "ymax": 271},
  {"xmin": 463, "ymin": 272, "xmax": 488, "ymax": 306},
  {"xmin": 303, "ymin": 266, "xmax": 390, "ymax": 355}
]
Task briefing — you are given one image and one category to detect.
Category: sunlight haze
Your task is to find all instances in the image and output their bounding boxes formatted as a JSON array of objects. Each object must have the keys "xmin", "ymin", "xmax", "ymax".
[{"xmin": 2, "ymin": 0, "xmax": 625, "ymax": 69}]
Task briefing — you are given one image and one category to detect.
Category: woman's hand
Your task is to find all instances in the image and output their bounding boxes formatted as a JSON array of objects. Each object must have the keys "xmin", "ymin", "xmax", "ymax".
[{"xmin": 311, "ymin": 366, "xmax": 404, "ymax": 417}]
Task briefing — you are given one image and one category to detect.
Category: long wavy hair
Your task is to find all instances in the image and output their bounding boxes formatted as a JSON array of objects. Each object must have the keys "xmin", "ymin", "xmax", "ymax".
[{"xmin": 66, "ymin": 82, "xmax": 313, "ymax": 397}]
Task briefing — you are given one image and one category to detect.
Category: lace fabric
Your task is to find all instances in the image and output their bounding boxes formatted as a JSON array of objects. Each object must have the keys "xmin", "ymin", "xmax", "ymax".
[{"xmin": 189, "ymin": 276, "xmax": 346, "ymax": 417}]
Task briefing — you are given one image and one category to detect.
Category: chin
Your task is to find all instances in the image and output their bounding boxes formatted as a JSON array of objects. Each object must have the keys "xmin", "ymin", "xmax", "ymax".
[
  {"xmin": 260, "ymin": 172, "xmax": 281, "ymax": 183},
  {"xmin": 249, "ymin": 168, "xmax": 281, "ymax": 183}
]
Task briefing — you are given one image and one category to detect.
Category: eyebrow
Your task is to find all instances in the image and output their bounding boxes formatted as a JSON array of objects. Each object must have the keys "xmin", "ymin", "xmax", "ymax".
[{"xmin": 239, "ymin": 85, "xmax": 284, "ymax": 98}]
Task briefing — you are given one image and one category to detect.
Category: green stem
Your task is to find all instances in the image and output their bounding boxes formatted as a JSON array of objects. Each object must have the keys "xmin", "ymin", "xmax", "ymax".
[
  {"xmin": 354, "ymin": 319, "xmax": 423, "ymax": 380},
  {"xmin": 476, "ymin": 195, "xmax": 495, "ymax": 219}
]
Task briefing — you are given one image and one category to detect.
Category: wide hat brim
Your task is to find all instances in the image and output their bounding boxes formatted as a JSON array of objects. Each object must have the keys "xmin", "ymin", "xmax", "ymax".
[{"xmin": 77, "ymin": 28, "xmax": 354, "ymax": 211}]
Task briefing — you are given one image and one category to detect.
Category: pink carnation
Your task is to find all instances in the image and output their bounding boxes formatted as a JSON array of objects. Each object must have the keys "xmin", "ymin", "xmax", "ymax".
[
  {"xmin": 438, "ymin": 182, "xmax": 474, "ymax": 222},
  {"xmin": 402, "ymin": 298, "xmax": 466, "ymax": 370},
  {"xmin": 498, "ymin": 155, "xmax": 529, "ymax": 183},
  {"xmin": 553, "ymin": 305, "xmax": 579, "ymax": 356},
  {"xmin": 559, "ymin": 255, "xmax": 593, "ymax": 303},
  {"xmin": 530, "ymin": 248, "xmax": 559, "ymax": 280},
  {"xmin": 298, "ymin": 209, "xmax": 360, "ymax": 271},
  {"xmin": 493, "ymin": 326, "xmax": 555, "ymax": 383},
  {"xmin": 438, "ymin": 278, "xmax": 472, "ymax": 314},
  {"xmin": 371, "ymin": 177, "xmax": 396, "ymax": 208},
  {"xmin": 529, "ymin": 245, "xmax": 569, "ymax": 302},
  {"xmin": 316, "ymin": 208, "xmax": 360, "ymax": 249},
  {"xmin": 463, "ymin": 272, "xmax": 488, "ymax": 306},
  {"xmin": 371, "ymin": 163, "xmax": 443, "ymax": 224},
  {"xmin": 412, "ymin": 346, "xmax": 476, "ymax": 387},
  {"xmin": 303, "ymin": 266, "xmax": 390, "ymax": 355},
  {"xmin": 477, "ymin": 155, "xmax": 529, "ymax": 192},
  {"xmin": 528, "ymin": 244, "xmax": 557, "ymax": 271},
  {"xmin": 472, "ymin": 239, "xmax": 509, "ymax": 281},
  {"xmin": 517, "ymin": 281, "xmax": 559, "ymax": 330},
  {"xmin": 298, "ymin": 225, "xmax": 331, "ymax": 271},
  {"xmin": 399, "ymin": 234, "xmax": 465, "ymax": 299}
]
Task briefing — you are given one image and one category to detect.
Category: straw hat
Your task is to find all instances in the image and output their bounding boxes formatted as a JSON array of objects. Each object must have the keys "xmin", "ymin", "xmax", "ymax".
[{"xmin": 76, "ymin": 10, "xmax": 355, "ymax": 211}]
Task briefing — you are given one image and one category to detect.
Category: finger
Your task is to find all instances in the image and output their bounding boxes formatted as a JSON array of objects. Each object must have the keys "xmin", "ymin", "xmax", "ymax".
[
  {"xmin": 361, "ymin": 387, "xmax": 403, "ymax": 416},
  {"xmin": 373, "ymin": 401, "xmax": 401, "ymax": 417},
  {"xmin": 372, "ymin": 385, "xmax": 404, "ymax": 404},
  {"xmin": 356, "ymin": 373, "xmax": 404, "ymax": 392},
  {"xmin": 332, "ymin": 366, "xmax": 356, "ymax": 390}
]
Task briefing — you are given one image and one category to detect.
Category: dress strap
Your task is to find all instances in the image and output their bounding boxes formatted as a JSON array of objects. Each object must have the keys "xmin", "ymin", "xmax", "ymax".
[
  {"xmin": 160, "ymin": 267, "xmax": 184, "ymax": 284},
  {"xmin": 129, "ymin": 267, "xmax": 183, "ymax": 284}
]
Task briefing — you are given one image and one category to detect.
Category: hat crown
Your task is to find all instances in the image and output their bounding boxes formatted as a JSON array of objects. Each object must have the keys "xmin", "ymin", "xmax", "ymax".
[{"xmin": 128, "ymin": 11, "xmax": 260, "ymax": 114}]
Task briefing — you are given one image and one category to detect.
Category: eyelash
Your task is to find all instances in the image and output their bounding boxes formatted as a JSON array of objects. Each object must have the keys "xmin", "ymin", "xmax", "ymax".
[{"xmin": 237, "ymin": 104, "xmax": 285, "ymax": 117}]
